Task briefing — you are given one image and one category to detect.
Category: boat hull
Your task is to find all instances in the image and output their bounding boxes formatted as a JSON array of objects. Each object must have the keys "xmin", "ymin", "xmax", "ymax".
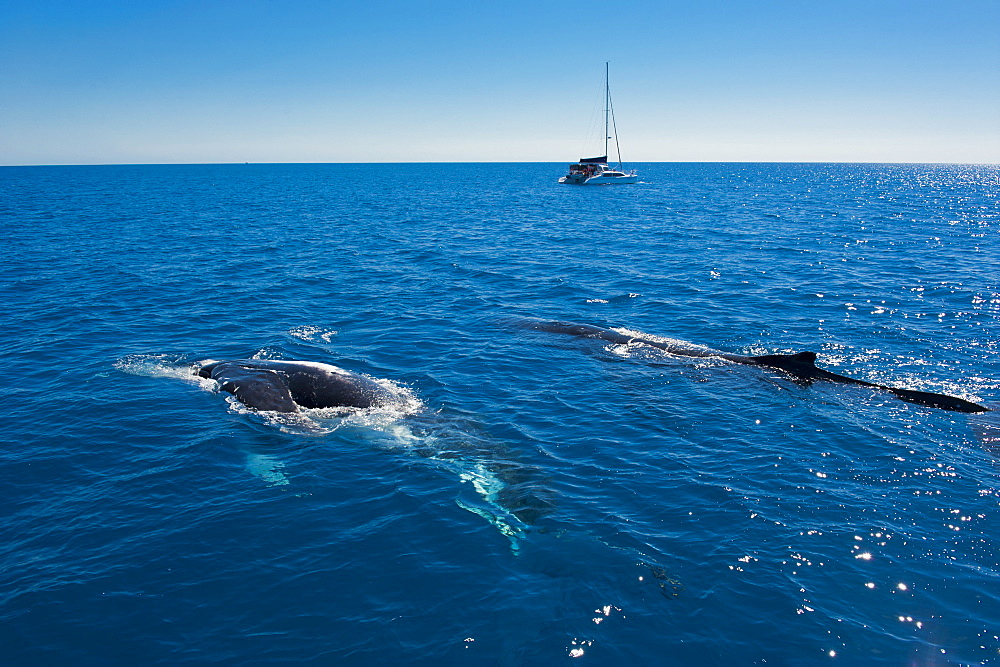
[
  {"xmin": 584, "ymin": 174, "xmax": 637, "ymax": 185},
  {"xmin": 559, "ymin": 173, "xmax": 638, "ymax": 185}
]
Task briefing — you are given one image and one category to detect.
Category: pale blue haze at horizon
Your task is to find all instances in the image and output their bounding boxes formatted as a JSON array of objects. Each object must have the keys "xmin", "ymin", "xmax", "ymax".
[{"xmin": 1, "ymin": 0, "xmax": 998, "ymax": 165}]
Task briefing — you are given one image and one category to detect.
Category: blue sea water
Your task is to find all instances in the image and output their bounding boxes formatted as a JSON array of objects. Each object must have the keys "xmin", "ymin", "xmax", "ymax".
[{"xmin": 1, "ymin": 162, "xmax": 999, "ymax": 665}]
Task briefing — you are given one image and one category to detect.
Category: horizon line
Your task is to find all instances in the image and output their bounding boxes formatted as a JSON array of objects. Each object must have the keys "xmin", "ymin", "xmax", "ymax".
[{"xmin": 3, "ymin": 160, "xmax": 998, "ymax": 168}]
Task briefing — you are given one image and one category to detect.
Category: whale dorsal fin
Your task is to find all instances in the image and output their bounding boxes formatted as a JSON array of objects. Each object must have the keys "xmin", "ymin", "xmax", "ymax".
[
  {"xmin": 750, "ymin": 351, "xmax": 818, "ymax": 368},
  {"xmin": 789, "ymin": 351, "xmax": 818, "ymax": 366}
]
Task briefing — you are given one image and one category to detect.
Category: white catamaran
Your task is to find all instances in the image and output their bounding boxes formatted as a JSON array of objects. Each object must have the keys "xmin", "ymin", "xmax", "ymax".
[{"xmin": 559, "ymin": 62, "xmax": 638, "ymax": 185}]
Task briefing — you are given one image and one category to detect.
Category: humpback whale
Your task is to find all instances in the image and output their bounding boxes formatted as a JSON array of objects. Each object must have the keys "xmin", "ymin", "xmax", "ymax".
[
  {"xmin": 197, "ymin": 359, "xmax": 391, "ymax": 413},
  {"xmin": 529, "ymin": 321, "xmax": 989, "ymax": 414},
  {"xmin": 117, "ymin": 354, "xmax": 554, "ymax": 542}
]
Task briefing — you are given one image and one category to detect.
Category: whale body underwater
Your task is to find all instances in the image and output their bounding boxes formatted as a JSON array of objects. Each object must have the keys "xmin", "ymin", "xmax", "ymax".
[
  {"xmin": 195, "ymin": 357, "xmax": 555, "ymax": 531},
  {"xmin": 528, "ymin": 321, "xmax": 989, "ymax": 414},
  {"xmin": 197, "ymin": 359, "xmax": 391, "ymax": 412}
]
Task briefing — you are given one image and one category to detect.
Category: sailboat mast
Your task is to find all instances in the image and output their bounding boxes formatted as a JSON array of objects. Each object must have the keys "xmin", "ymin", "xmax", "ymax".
[{"xmin": 604, "ymin": 61, "xmax": 610, "ymax": 160}]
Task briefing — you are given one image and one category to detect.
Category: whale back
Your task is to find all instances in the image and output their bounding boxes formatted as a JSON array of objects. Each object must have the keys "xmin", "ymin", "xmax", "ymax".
[
  {"xmin": 259, "ymin": 360, "xmax": 389, "ymax": 409},
  {"xmin": 199, "ymin": 359, "xmax": 390, "ymax": 411}
]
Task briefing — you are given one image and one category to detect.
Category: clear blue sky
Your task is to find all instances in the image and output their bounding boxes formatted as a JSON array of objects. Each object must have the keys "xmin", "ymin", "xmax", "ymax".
[{"xmin": 2, "ymin": 0, "xmax": 998, "ymax": 164}]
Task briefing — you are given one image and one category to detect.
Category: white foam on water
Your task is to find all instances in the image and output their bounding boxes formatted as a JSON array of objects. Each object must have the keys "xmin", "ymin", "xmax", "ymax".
[
  {"xmin": 601, "ymin": 328, "xmax": 725, "ymax": 369},
  {"xmin": 610, "ymin": 327, "xmax": 716, "ymax": 356},
  {"xmin": 287, "ymin": 377, "xmax": 424, "ymax": 435},
  {"xmin": 288, "ymin": 325, "xmax": 338, "ymax": 343},
  {"xmin": 114, "ymin": 353, "xmax": 215, "ymax": 390}
]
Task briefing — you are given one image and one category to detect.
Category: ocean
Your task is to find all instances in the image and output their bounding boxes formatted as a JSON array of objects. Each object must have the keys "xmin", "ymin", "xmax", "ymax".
[{"xmin": 1, "ymin": 162, "xmax": 998, "ymax": 664}]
